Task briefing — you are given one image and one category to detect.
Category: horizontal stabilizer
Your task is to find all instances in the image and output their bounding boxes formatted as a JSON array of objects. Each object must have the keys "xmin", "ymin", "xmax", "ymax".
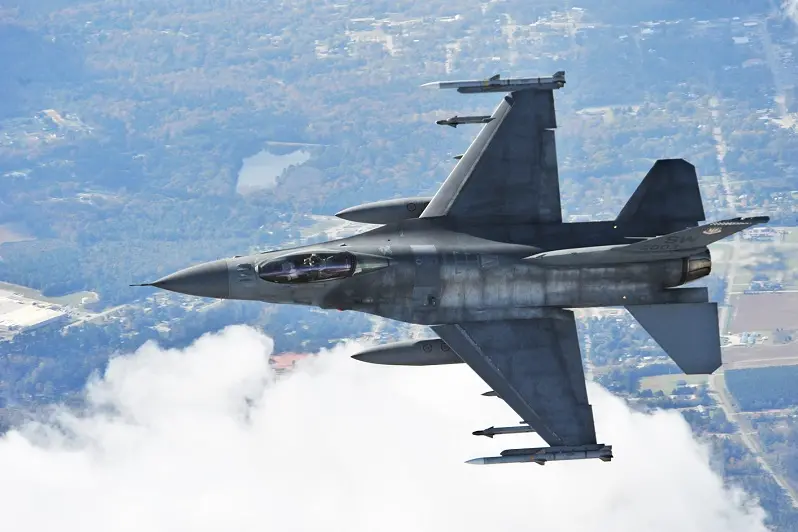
[
  {"xmin": 620, "ymin": 216, "xmax": 768, "ymax": 255},
  {"xmin": 626, "ymin": 303, "xmax": 721, "ymax": 374},
  {"xmin": 527, "ymin": 216, "xmax": 769, "ymax": 265}
]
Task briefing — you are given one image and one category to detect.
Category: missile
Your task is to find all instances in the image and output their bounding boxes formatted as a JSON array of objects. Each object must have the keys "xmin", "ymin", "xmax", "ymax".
[
  {"xmin": 466, "ymin": 444, "xmax": 613, "ymax": 466},
  {"xmin": 421, "ymin": 71, "xmax": 566, "ymax": 94},
  {"xmin": 436, "ymin": 115, "xmax": 493, "ymax": 128},
  {"xmin": 472, "ymin": 425, "xmax": 537, "ymax": 438},
  {"xmin": 351, "ymin": 339, "xmax": 461, "ymax": 366},
  {"xmin": 466, "ymin": 455, "xmax": 546, "ymax": 466}
]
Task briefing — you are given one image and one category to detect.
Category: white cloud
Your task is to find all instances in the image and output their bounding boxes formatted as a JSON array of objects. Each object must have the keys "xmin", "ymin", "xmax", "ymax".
[
  {"xmin": 0, "ymin": 325, "xmax": 768, "ymax": 532},
  {"xmin": 784, "ymin": 0, "xmax": 798, "ymax": 25}
]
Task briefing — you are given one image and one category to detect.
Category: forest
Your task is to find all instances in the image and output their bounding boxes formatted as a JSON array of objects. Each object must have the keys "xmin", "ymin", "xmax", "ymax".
[
  {"xmin": 726, "ymin": 365, "xmax": 798, "ymax": 411},
  {"xmin": 0, "ymin": 295, "xmax": 378, "ymax": 410},
  {"xmin": 1, "ymin": 2, "xmax": 797, "ymax": 526}
]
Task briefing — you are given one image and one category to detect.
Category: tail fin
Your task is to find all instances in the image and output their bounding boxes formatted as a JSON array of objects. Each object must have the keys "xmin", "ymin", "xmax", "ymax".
[
  {"xmin": 617, "ymin": 159, "xmax": 706, "ymax": 232},
  {"xmin": 626, "ymin": 303, "xmax": 721, "ymax": 374}
]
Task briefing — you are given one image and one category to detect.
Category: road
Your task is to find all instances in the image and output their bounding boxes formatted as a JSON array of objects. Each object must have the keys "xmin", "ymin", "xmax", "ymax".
[
  {"xmin": 761, "ymin": 1, "xmax": 798, "ymax": 130},
  {"xmin": 709, "ymin": 372, "xmax": 798, "ymax": 506},
  {"xmin": 704, "ymin": 49, "xmax": 798, "ymax": 505},
  {"xmin": 63, "ymin": 304, "xmax": 129, "ymax": 330},
  {"xmin": 707, "ymin": 226, "xmax": 798, "ymax": 506}
]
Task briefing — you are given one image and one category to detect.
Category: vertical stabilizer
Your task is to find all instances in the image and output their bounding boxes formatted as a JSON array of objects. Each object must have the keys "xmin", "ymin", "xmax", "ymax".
[
  {"xmin": 625, "ymin": 302, "xmax": 721, "ymax": 375},
  {"xmin": 616, "ymin": 159, "xmax": 706, "ymax": 232}
]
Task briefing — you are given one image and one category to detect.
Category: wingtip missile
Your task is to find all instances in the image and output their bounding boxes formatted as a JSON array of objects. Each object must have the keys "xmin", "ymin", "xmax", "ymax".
[
  {"xmin": 423, "ymin": 71, "xmax": 566, "ymax": 93},
  {"xmin": 467, "ymin": 444, "xmax": 613, "ymax": 465},
  {"xmin": 465, "ymin": 455, "xmax": 544, "ymax": 465}
]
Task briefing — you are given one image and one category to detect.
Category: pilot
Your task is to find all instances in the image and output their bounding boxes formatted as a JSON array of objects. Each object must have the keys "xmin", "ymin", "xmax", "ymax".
[
  {"xmin": 304, "ymin": 254, "xmax": 322, "ymax": 268},
  {"xmin": 282, "ymin": 261, "xmax": 299, "ymax": 280}
]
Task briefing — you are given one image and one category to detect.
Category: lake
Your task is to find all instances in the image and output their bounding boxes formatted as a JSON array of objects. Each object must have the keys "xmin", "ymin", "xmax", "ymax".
[{"xmin": 236, "ymin": 148, "xmax": 312, "ymax": 193}]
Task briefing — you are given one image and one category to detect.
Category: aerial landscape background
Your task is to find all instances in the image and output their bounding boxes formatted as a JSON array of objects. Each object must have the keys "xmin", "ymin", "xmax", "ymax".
[{"xmin": 1, "ymin": 0, "xmax": 797, "ymax": 530}]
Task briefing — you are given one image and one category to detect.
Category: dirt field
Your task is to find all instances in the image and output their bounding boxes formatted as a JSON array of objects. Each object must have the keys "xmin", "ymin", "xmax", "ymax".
[
  {"xmin": 723, "ymin": 343, "xmax": 798, "ymax": 369},
  {"xmin": 639, "ymin": 374, "xmax": 708, "ymax": 393},
  {"xmin": 0, "ymin": 224, "xmax": 33, "ymax": 245},
  {"xmin": 730, "ymin": 292, "xmax": 798, "ymax": 333}
]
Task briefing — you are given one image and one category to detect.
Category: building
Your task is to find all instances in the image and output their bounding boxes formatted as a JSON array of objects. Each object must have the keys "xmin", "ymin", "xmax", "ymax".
[
  {"xmin": 0, "ymin": 289, "xmax": 67, "ymax": 335},
  {"xmin": 269, "ymin": 353, "xmax": 311, "ymax": 375}
]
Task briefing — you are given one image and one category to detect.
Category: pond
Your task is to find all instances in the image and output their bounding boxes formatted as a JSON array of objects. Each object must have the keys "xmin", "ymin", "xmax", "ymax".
[{"xmin": 236, "ymin": 148, "xmax": 312, "ymax": 193}]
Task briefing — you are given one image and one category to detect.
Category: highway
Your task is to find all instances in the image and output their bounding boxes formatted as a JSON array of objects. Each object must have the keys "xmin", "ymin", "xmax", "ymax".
[
  {"xmin": 704, "ymin": 67, "xmax": 798, "ymax": 506},
  {"xmin": 707, "ymin": 237, "xmax": 798, "ymax": 506},
  {"xmin": 709, "ymin": 372, "xmax": 798, "ymax": 506}
]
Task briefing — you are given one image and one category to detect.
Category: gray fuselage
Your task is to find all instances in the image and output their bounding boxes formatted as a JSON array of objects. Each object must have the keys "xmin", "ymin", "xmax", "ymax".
[{"xmin": 225, "ymin": 219, "xmax": 708, "ymax": 325}]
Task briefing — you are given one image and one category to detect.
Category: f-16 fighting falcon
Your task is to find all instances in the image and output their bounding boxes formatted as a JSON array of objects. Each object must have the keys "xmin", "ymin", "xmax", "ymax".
[{"xmin": 135, "ymin": 71, "xmax": 769, "ymax": 466}]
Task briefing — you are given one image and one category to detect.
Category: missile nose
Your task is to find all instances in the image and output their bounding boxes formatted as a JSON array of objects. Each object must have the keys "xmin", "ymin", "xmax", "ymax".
[{"xmin": 150, "ymin": 259, "xmax": 230, "ymax": 299}]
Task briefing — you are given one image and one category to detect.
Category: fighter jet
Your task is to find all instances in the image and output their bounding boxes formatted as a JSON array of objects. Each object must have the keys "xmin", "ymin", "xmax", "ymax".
[{"xmin": 135, "ymin": 71, "xmax": 768, "ymax": 466}]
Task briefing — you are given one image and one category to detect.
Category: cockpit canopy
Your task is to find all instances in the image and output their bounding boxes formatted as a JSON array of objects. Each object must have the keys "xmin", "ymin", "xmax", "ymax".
[{"xmin": 258, "ymin": 251, "xmax": 356, "ymax": 284}]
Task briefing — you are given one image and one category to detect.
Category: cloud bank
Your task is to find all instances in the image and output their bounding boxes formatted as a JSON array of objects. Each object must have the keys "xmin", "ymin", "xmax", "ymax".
[
  {"xmin": 785, "ymin": 0, "xmax": 798, "ymax": 25},
  {"xmin": 0, "ymin": 325, "xmax": 767, "ymax": 532}
]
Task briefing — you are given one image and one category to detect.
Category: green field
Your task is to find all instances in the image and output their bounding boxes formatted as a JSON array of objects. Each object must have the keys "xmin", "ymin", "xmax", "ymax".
[{"xmin": 639, "ymin": 374, "xmax": 708, "ymax": 394}]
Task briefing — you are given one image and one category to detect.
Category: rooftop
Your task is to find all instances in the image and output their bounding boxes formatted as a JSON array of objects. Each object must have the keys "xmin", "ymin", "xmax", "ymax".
[
  {"xmin": 270, "ymin": 353, "xmax": 311, "ymax": 371},
  {"xmin": 0, "ymin": 290, "xmax": 66, "ymax": 330}
]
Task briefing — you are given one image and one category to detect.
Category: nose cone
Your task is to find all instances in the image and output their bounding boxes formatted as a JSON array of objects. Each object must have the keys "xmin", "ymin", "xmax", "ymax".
[{"xmin": 151, "ymin": 259, "xmax": 230, "ymax": 299}]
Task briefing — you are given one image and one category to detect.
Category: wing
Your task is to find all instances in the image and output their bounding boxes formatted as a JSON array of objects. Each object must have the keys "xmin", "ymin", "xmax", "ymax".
[
  {"xmin": 432, "ymin": 311, "xmax": 596, "ymax": 446},
  {"xmin": 420, "ymin": 89, "xmax": 562, "ymax": 224}
]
